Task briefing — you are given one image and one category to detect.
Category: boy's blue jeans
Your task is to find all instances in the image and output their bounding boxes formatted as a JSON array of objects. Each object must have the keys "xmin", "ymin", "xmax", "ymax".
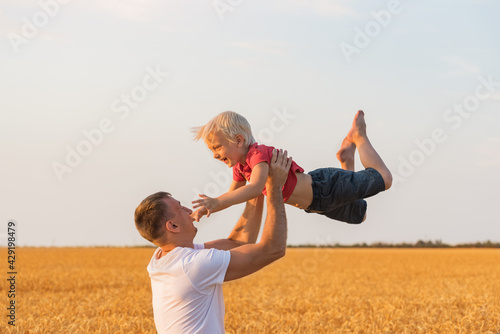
[{"xmin": 304, "ymin": 167, "xmax": 386, "ymax": 224}]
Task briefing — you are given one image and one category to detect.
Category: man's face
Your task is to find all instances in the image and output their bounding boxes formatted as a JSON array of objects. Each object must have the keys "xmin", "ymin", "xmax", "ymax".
[
  {"xmin": 205, "ymin": 131, "xmax": 245, "ymax": 167},
  {"xmin": 163, "ymin": 197, "xmax": 198, "ymax": 237}
]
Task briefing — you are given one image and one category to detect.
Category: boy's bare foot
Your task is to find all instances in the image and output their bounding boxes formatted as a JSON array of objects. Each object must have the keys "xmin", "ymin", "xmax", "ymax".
[
  {"xmin": 337, "ymin": 110, "xmax": 367, "ymax": 171},
  {"xmin": 336, "ymin": 138, "xmax": 356, "ymax": 171},
  {"xmin": 345, "ymin": 110, "xmax": 368, "ymax": 145},
  {"xmin": 344, "ymin": 110, "xmax": 393, "ymax": 190}
]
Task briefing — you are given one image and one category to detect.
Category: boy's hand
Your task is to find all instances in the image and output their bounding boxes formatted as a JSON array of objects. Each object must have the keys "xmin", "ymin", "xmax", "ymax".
[
  {"xmin": 192, "ymin": 194, "xmax": 219, "ymax": 218},
  {"xmin": 191, "ymin": 208, "xmax": 207, "ymax": 222}
]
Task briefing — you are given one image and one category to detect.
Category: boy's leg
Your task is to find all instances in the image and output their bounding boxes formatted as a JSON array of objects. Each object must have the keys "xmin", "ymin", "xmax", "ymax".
[
  {"xmin": 317, "ymin": 199, "xmax": 367, "ymax": 224},
  {"xmin": 335, "ymin": 135, "xmax": 367, "ymax": 222},
  {"xmin": 310, "ymin": 111, "xmax": 390, "ymax": 223},
  {"xmin": 306, "ymin": 166, "xmax": 380, "ymax": 223},
  {"xmin": 344, "ymin": 110, "xmax": 392, "ymax": 190},
  {"xmin": 305, "ymin": 111, "xmax": 390, "ymax": 223},
  {"xmin": 336, "ymin": 138, "xmax": 356, "ymax": 171}
]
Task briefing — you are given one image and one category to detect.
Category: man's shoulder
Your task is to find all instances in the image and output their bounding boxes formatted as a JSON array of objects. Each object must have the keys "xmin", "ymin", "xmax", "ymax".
[
  {"xmin": 148, "ymin": 245, "xmax": 205, "ymax": 271},
  {"xmin": 177, "ymin": 247, "xmax": 231, "ymax": 286},
  {"xmin": 172, "ymin": 245, "xmax": 229, "ymax": 267},
  {"xmin": 183, "ymin": 245, "xmax": 229, "ymax": 262}
]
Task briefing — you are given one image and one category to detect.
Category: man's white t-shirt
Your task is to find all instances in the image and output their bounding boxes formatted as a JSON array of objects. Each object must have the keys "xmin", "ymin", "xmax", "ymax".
[{"xmin": 147, "ymin": 243, "xmax": 231, "ymax": 334}]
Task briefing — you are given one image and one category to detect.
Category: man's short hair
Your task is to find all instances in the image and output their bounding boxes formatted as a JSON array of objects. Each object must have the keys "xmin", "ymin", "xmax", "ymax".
[
  {"xmin": 192, "ymin": 111, "xmax": 256, "ymax": 145},
  {"xmin": 135, "ymin": 191, "xmax": 173, "ymax": 244}
]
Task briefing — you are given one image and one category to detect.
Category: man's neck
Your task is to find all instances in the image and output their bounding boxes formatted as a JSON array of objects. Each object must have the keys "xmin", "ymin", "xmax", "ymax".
[{"xmin": 158, "ymin": 240, "xmax": 195, "ymax": 258}]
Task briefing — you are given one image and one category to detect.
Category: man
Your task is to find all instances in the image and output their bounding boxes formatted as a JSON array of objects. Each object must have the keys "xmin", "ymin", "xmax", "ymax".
[{"xmin": 134, "ymin": 149, "xmax": 291, "ymax": 333}]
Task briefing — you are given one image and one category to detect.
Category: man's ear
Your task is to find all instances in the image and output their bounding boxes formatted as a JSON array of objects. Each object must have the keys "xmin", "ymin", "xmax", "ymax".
[
  {"xmin": 235, "ymin": 134, "xmax": 245, "ymax": 147},
  {"xmin": 165, "ymin": 220, "xmax": 180, "ymax": 234}
]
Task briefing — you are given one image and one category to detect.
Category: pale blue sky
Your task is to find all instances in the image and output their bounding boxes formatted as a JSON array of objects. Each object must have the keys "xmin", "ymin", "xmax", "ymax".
[{"xmin": 1, "ymin": 0, "xmax": 499, "ymax": 246}]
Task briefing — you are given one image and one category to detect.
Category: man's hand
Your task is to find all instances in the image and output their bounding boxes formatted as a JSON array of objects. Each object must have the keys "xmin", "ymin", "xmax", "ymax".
[
  {"xmin": 192, "ymin": 194, "xmax": 219, "ymax": 219},
  {"xmin": 266, "ymin": 149, "xmax": 292, "ymax": 191}
]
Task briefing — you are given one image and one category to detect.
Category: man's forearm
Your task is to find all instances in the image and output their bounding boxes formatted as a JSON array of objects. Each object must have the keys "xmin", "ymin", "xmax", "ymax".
[
  {"xmin": 222, "ymin": 150, "xmax": 290, "ymax": 282},
  {"xmin": 204, "ymin": 195, "xmax": 264, "ymax": 251},
  {"xmin": 228, "ymin": 195, "xmax": 264, "ymax": 244},
  {"xmin": 259, "ymin": 184, "xmax": 287, "ymax": 255}
]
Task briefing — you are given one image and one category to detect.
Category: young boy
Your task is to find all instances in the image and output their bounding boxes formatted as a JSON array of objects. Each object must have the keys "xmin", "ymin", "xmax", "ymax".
[{"xmin": 191, "ymin": 110, "xmax": 392, "ymax": 224}]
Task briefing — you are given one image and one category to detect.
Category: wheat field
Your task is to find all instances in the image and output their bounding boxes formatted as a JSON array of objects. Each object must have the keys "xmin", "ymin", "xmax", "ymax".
[{"xmin": 1, "ymin": 247, "xmax": 499, "ymax": 333}]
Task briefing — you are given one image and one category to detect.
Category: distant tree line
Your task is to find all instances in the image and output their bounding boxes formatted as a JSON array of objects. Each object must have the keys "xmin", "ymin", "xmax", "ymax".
[{"xmin": 290, "ymin": 240, "xmax": 500, "ymax": 248}]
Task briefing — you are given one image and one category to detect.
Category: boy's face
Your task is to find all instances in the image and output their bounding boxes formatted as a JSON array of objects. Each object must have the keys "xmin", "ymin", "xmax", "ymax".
[{"xmin": 205, "ymin": 131, "xmax": 246, "ymax": 167}]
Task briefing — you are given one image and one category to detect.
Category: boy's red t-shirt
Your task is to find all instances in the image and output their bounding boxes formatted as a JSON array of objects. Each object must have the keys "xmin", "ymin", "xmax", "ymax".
[{"xmin": 232, "ymin": 143, "xmax": 304, "ymax": 201}]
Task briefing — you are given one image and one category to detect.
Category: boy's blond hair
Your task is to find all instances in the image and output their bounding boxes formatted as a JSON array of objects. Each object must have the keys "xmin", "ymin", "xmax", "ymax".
[{"xmin": 192, "ymin": 111, "xmax": 256, "ymax": 145}]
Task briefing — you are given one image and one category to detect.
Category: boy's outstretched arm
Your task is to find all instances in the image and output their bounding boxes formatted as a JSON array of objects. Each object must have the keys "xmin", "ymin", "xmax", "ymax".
[
  {"xmin": 228, "ymin": 180, "xmax": 246, "ymax": 192},
  {"xmin": 191, "ymin": 180, "xmax": 246, "ymax": 222},
  {"xmin": 192, "ymin": 162, "xmax": 269, "ymax": 220},
  {"xmin": 203, "ymin": 194, "xmax": 264, "ymax": 250}
]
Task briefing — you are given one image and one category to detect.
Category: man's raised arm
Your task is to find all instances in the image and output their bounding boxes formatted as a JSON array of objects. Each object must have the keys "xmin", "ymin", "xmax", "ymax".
[
  {"xmin": 223, "ymin": 149, "xmax": 291, "ymax": 282},
  {"xmin": 203, "ymin": 194, "xmax": 264, "ymax": 251}
]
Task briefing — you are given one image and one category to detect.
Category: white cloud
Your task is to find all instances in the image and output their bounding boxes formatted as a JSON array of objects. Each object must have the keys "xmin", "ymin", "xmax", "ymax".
[
  {"xmin": 0, "ymin": 4, "xmax": 73, "ymax": 49},
  {"xmin": 0, "ymin": 8, "xmax": 16, "ymax": 33},
  {"xmin": 440, "ymin": 56, "xmax": 481, "ymax": 76},
  {"xmin": 232, "ymin": 40, "xmax": 292, "ymax": 55},
  {"xmin": 0, "ymin": 0, "xmax": 165, "ymax": 23},
  {"xmin": 476, "ymin": 137, "xmax": 500, "ymax": 166},
  {"xmin": 38, "ymin": 30, "xmax": 72, "ymax": 44},
  {"xmin": 229, "ymin": 40, "xmax": 294, "ymax": 68},
  {"xmin": 87, "ymin": 0, "xmax": 177, "ymax": 22},
  {"xmin": 490, "ymin": 92, "xmax": 500, "ymax": 101},
  {"xmin": 0, "ymin": 1, "xmax": 39, "ymax": 9},
  {"xmin": 228, "ymin": 57, "xmax": 262, "ymax": 68},
  {"xmin": 274, "ymin": 0, "xmax": 360, "ymax": 18}
]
